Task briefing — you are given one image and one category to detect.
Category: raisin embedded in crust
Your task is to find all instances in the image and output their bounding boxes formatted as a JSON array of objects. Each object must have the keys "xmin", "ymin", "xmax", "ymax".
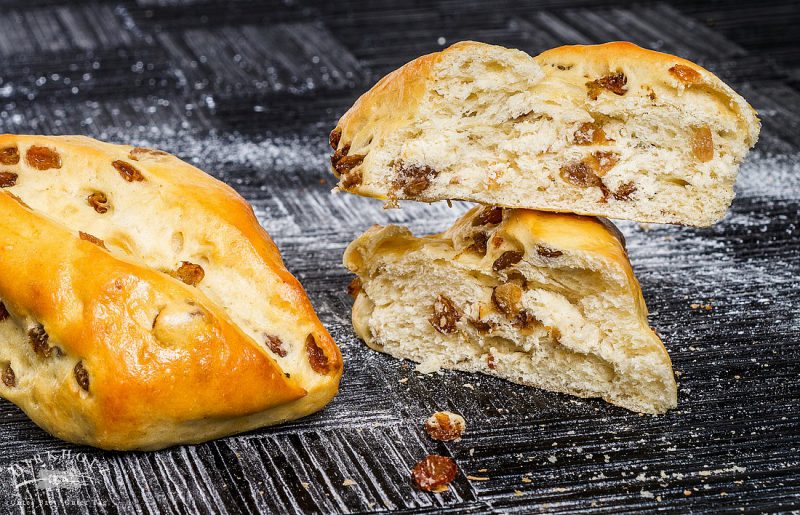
[
  {"xmin": 429, "ymin": 295, "xmax": 461, "ymax": 334},
  {"xmin": 586, "ymin": 72, "xmax": 628, "ymax": 100},
  {"xmin": 411, "ymin": 455, "xmax": 458, "ymax": 492},
  {"xmin": 26, "ymin": 146, "xmax": 62, "ymax": 170},
  {"xmin": 329, "ymin": 128, "xmax": 342, "ymax": 150},
  {"xmin": 74, "ymin": 361, "xmax": 90, "ymax": 391},
  {"xmin": 265, "ymin": 335, "xmax": 287, "ymax": 358},
  {"xmin": 424, "ymin": 412, "xmax": 466, "ymax": 442},
  {"xmin": 128, "ymin": 147, "xmax": 168, "ymax": 161},
  {"xmin": 669, "ymin": 64, "xmax": 702, "ymax": 84},
  {"xmin": 2, "ymin": 364, "xmax": 15, "ymax": 387},
  {"xmin": 392, "ymin": 162, "xmax": 438, "ymax": 197},
  {"xmin": 79, "ymin": 231, "xmax": 107, "ymax": 249},
  {"xmin": 173, "ymin": 261, "xmax": 205, "ymax": 286},
  {"xmin": 0, "ymin": 146, "xmax": 20, "ymax": 165},
  {"xmin": 472, "ymin": 207, "xmax": 503, "ymax": 226},
  {"xmin": 536, "ymin": 246, "xmax": 563, "ymax": 258},
  {"xmin": 306, "ymin": 333, "xmax": 331, "ymax": 374},
  {"xmin": 492, "ymin": 251, "xmax": 524, "ymax": 272},
  {"xmin": 87, "ymin": 192, "xmax": 109, "ymax": 213},
  {"xmin": 112, "ymin": 160, "xmax": 145, "ymax": 182}
]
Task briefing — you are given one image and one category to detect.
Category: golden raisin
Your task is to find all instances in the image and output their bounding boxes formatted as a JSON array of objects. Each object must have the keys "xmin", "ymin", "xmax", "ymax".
[
  {"xmin": 0, "ymin": 146, "xmax": 19, "ymax": 165},
  {"xmin": 2, "ymin": 364, "xmax": 14, "ymax": 387},
  {"xmin": 112, "ymin": 160, "xmax": 145, "ymax": 182},
  {"xmin": 26, "ymin": 146, "xmax": 62, "ymax": 170},
  {"xmin": 691, "ymin": 126, "xmax": 714, "ymax": 162},
  {"xmin": 536, "ymin": 246, "xmax": 563, "ymax": 258},
  {"xmin": 574, "ymin": 122, "xmax": 609, "ymax": 145},
  {"xmin": 411, "ymin": 455, "xmax": 458, "ymax": 492},
  {"xmin": 492, "ymin": 250, "xmax": 524, "ymax": 272},
  {"xmin": 265, "ymin": 335, "xmax": 287, "ymax": 358},
  {"xmin": 429, "ymin": 295, "xmax": 461, "ymax": 334},
  {"xmin": 329, "ymin": 127, "xmax": 342, "ymax": 150},
  {"xmin": 347, "ymin": 277, "xmax": 362, "ymax": 298},
  {"xmin": 472, "ymin": 207, "xmax": 504, "ymax": 226},
  {"xmin": 306, "ymin": 334, "xmax": 330, "ymax": 374},
  {"xmin": 424, "ymin": 412, "xmax": 466, "ymax": 441},
  {"xmin": 79, "ymin": 231, "xmax": 106, "ymax": 249},
  {"xmin": 87, "ymin": 192, "xmax": 109, "ymax": 213},
  {"xmin": 173, "ymin": 261, "xmax": 205, "ymax": 286},
  {"xmin": 586, "ymin": 72, "xmax": 628, "ymax": 100},
  {"xmin": 74, "ymin": 361, "xmax": 90, "ymax": 391},
  {"xmin": 669, "ymin": 64, "xmax": 702, "ymax": 84},
  {"xmin": 492, "ymin": 283, "xmax": 522, "ymax": 318},
  {"xmin": 588, "ymin": 151, "xmax": 619, "ymax": 175},
  {"xmin": 0, "ymin": 172, "xmax": 17, "ymax": 188}
]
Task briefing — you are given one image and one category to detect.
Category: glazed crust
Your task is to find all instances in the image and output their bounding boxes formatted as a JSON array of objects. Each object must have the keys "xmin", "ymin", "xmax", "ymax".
[{"xmin": 0, "ymin": 135, "xmax": 342, "ymax": 450}]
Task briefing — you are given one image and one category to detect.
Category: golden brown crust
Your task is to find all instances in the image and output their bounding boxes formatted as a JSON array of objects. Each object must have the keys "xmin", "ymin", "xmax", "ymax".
[{"xmin": 0, "ymin": 135, "xmax": 342, "ymax": 450}]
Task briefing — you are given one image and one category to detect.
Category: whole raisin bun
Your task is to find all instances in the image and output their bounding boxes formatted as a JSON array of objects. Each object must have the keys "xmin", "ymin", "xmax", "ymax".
[
  {"xmin": 344, "ymin": 206, "xmax": 677, "ymax": 415},
  {"xmin": 330, "ymin": 41, "xmax": 759, "ymax": 227},
  {"xmin": 0, "ymin": 135, "xmax": 341, "ymax": 450}
]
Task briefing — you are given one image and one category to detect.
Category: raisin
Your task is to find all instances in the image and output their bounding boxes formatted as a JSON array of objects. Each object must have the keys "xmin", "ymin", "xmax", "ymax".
[
  {"xmin": 586, "ymin": 72, "xmax": 628, "ymax": 100},
  {"xmin": 74, "ymin": 361, "xmax": 90, "ymax": 391},
  {"xmin": 173, "ymin": 261, "xmax": 205, "ymax": 286},
  {"xmin": 691, "ymin": 126, "xmax": 714, "ymax": 163},
  {"xmin": 492, "ymin": 236, "xmax": 504, "ymax": 249},
  {"xmin": 573, "ymin": 122, "xmax": 609, "ymax": 145},
  {"xmin": 429, "ymin": 295, "xmax": 461, "ymax": 334},
  {"xmin": 0, "ymin": 146, "xmax": 19, "ymax": 165},
  {"xmin": 29, "ymin": 325, "xmax": 52, "ymax": 358},
  {"xmin": 468, "ymin": 318, "xmax": 495, "ymax": 333},
  {"xmin": 411, "ymin": 455, "xmax": 458, "ymax": 492},
  {"xmin": 0, "ymin": 171, "xmax": 18, "ymax": 188},
  {"xmin": 265, "ymin": 335, "xmax": 287, "ymax": 358},
  {"xmin": 329, "ymin": 128, "xmax": 342, "ymax": 150},
  {"xmin": 2, "ymin": 364, "xmax": 14, "ymax": 387},
  {"xmin": 392, "ymin": 162, "xmax": 438, "ymax": 197},
  {"xmin": 335, "ymin": 154, "xmax": 365, "ymax": 175},
  {"xmin": 613, "ymin": 181, "xmax": 637, "ymax": 201},
  {"xmin": 588, "ymin": 151, "xmax": 619, "ymax": 175},
  {"xmin": 26, "ymin": 146, "xmax": 62, "ymax": 170},
  {"xmin": 347, "ymin": 277, "xmax": 362, "ymax": 298},
  {"xmin": 669, "ymin": 64, "xmax": 702, "ymax": 85},
  {"xmin": 112, "ymin": 160, "xmax": 145, "ymax": 182},
  {"xmin": 340, "ymin": 169, "xmax": 363, "ymax": 189},
  {"xmin": 306, "ymin": 334, "xmax": 330, "ymax": 374},
  {"xmin": 424, "ymin": 412, "xmax": 466, "ymax": 442},
  {"xmin": 487, "ymin": 352, "xmax": 496, "ymax": 369},
  {"xmin": 0, "ymin": 302, "xmax": 8, "ymax": 321},
  {"xmin": 492, "ymin": 283, "xmax": 522, "ymax": 318},
  {"xmin": 536, "ymin": 246, "xmax": 563, "ymax": 258},
  {"xmin": 559, "ymin": 160, "xmax": 611, "ymax": 201},
  {"xmin": 128, "ymin": 147, "xmax": 168, "ymax": 161},
  {"xmin": 472, "ymin": 207, "xmax": 504, "ymax": 226},
  {"xmin": 467, "ymin": 232, "xmax": 489, "ymax": 255},
  {"xmin": 87, "ymin": 192, "xmax": 109, "ymax": 213},
  {"xmin": 505, "ymin": 270, "xmax": 528, "ymax": 288},
  {"xmin": 513, "ymin": 310, "xmax": 540, "ymax": 330},
  {"xmin": 492, "ymin": 251, "xmax": 524, "ymax": 272},
  {"xmin": 79, "ymin": 231, "xmax": 106, "ymax": 249}
]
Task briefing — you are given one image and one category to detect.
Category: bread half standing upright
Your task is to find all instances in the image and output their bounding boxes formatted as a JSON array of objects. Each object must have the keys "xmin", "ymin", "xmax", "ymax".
[
  {"xmin": 0, "ymin": 135, "xmax": 342, "ymax": 450},
  {"xmin": 344, "ymin": 206, "xmax": 677, "ymax": 414},
  {"xmin": 331, "ymin": 41, "xmax": 759, "ymax": 226}
]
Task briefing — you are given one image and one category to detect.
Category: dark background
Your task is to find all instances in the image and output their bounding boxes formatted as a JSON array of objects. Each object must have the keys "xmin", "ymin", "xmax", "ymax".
[{"xmin": 0, "ymin": 0, "xmax": 798, "ymax": 513}]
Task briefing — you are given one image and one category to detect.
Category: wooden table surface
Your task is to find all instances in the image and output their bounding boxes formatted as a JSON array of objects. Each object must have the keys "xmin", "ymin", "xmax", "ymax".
[{"xmin": 0, "ymin": 1, "xmax": 797, "ymax": 512}]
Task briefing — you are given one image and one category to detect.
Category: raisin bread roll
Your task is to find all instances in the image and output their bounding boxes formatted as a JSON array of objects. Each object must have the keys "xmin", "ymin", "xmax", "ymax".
[
  {"xmin": 330, "ymin": 41, "xmax": 760, "ymax": 227},
  {"xmin": 344, "ymin": 207, "xmax": 677, "ymax": 414},
  {"xmin": 0, "ymin": 135, "xmax": 342, "ymax": 450}
]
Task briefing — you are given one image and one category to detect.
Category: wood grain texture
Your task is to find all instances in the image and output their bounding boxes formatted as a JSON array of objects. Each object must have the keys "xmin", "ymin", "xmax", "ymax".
[{"xmin": 0, "ymin": 0, "xmax": 797, "ymax": 513}]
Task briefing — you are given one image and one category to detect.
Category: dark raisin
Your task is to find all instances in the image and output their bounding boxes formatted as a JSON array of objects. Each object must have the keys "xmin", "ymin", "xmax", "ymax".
[
  {"xmin": 468, "ymin": 318, "xmax": 495, "ymax": 333},
  {"xmin": 513, "ymin": 310, "xmax": 540, "ymax": 330},
  {"xmin": 329, "ymin": 128, "xmax": 342, "ymax": 150},
  {"xmin": 340, "ymin": 169, "xmax": 363, "ymax": 189},
  {"xmin": 0, "ymin": 171, "xmax": 18, "ymax": 188},
  {"xmin": 0, "ymin": 146, "xmax": 20, "ymax": 165},
  {"xmin": 26, "ymin": 146, "xmax": 62, "ymax": 170},
  {"xmin": 560, "ymin": 160, "xmax": 611, "ymax": 201},
  {"xmin": 79, "ymin": 231, "xmax": 106, "ymax": 249},
  {"xmin": 392, "ymin": 162, "xmax": 438, "ymax": 197},
  {"xmin": 29, "ymin": 325, "xmax": 52, "ymax": 358},
  {"xmin": 0, "ymin": 302, "xmax": 8, "ymax": 321},
  {"xmin": 472, "ymin": 207, "xmax": 503, "ymax": 226},
  {"xmin": 424, "ymin": 412, "xmax": 466, "ymax": 441},
  {"xmin": 74, "ymin": 361, "xmax": 90, "ymax": 391},
  {"xmin": 536, "ymin": 246, "xmax": 563, "ymax": 258},
  {"xmin": 347, "ymin": 277, "xmax": 362, "ymax": 299},
  {"xmin": 467, "ymin": 232, "xmax": 489, "ymax": 255},
  {"xmin": 112, "ymin": 160, "xmax": 145, "ymax": 182},
  {"xmin": 2, "ymin": 364, "xmax": 14, "ymax": 387},
  {"xmin": 412, "ymin": 455, "xmax": 458, "ymax": 492},
  {"xmin": 492, "ymin": 251, "xmax": 524, "ymax": 272},
  {"xmin": 173, "ymin": 261, "xmax": 204, "ymax": 286},
  {"xmin": 669, "ymin": 64, "xmax": 701, "ymax": 84},
  {"xmin": 87, "ymin": 192, "xmax": 109, "ymax": 213},
  {"xmin": 306, "ymin": 334, "xmax": 330, "ymax": 374},
  {"xmin": 586, "ymin": 72, "xmax": 628, "ymax": 100},
  {"xmin": 429, "ymin": 295, "xmax": 461, "ymax": 334},
  {"xmin": 613, "ymin": 181, "xmax": 637, "ymax": 201},
  {"xmin": 487, "ymin": 353, "xmax": 496, "ymax": 369},
  {"xmin": 265, "ymin": 335, "xmax": 287, "ymax": 358},
  {"xmin": 492, "ymin": 283, "xmax": 522, "ymax": 318}
]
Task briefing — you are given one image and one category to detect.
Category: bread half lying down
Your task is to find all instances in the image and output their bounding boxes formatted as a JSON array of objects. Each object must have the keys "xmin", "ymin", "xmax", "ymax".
[
  {"xmin": 331, "ymin": 41, "xmax": 760, "ymax": 227},
  {"xmin": 344, "ymin": 207, "xmax": 677, "ymax": 414},
  {"xmin": 0, "ymin": 135, "xmax": 342, "ymax": 450}
]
